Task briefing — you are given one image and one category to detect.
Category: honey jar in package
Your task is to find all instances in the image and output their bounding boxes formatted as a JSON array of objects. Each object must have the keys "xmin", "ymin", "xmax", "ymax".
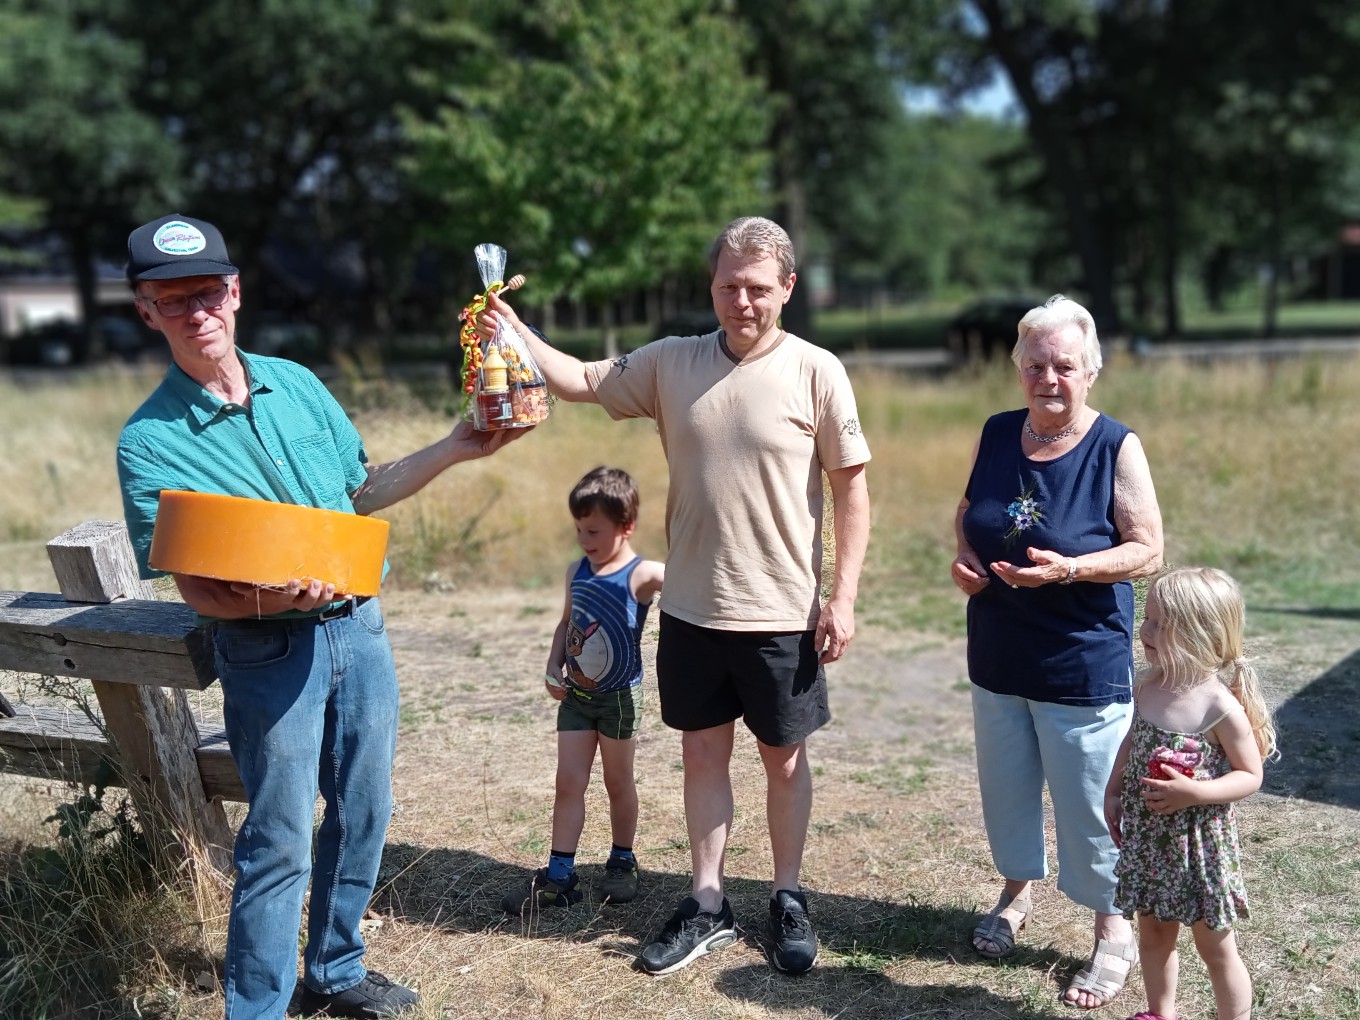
[{"xmin": 457, "ymin": 243, "xmax": 551, "ymax": 430}]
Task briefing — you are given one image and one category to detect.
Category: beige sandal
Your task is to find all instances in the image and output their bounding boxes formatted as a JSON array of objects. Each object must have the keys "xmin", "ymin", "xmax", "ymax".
[
  {"xmin": 971, "ymin": 890, "xmax": 1032, "ymax": 959},
  {"xmin": 1062, "ymin": 937, "xmax": 1138, "ymax": 1009}
]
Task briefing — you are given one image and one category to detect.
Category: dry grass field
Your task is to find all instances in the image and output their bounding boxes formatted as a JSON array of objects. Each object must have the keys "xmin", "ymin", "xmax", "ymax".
[{"xmin": 1, "ymin": 352, "xmax": 1358, "ymax": 1019}]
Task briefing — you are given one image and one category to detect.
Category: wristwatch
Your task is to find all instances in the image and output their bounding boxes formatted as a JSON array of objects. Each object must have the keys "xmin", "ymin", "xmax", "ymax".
[{"xmin": 1059, "ymin": 558, "xmax": 1078, "ymax": 585}]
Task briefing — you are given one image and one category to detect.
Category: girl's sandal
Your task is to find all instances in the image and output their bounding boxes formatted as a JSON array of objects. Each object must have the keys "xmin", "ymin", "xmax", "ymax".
[
  {"xmin": 1125, "ymin": 1014, "xmax": 1176, "ymax": 1020},
  {"xmin": 1062, "ymin": 937, "xmax": 1139, "ymax": 1009},
  {"xmin": 971, "ymin": 890, "xmax": 1032, "ymax": 960}
]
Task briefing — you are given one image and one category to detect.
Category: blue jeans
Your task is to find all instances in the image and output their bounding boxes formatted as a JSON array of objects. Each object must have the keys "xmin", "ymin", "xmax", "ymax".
[
  {"xmin": 213, "ymin": 597, "xmax": 398, "ymax": 1020},
  {"xmin": 971, "ymin": 685, "xmax": 1132, "ymax": 913}
]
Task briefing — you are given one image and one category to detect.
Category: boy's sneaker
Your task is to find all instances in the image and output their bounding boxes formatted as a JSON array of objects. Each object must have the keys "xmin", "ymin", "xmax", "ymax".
[
  {"xmin": 638, "ymin": 896, "xmax": 738, "ymax": 975},
  {"xmin": 768, "ymin": 889, "xmax": 818, "ymax": 974},
  {"xmin": 295, "ymin": 970, "xmax": 418, "ymax": 1017},
  {"xmin": 601, "ymin": 855, "xmax": 639, "ymax": 903},
  {"xmin": 501, "ymin": 868, "xmax": 583, "ymax": 915}
]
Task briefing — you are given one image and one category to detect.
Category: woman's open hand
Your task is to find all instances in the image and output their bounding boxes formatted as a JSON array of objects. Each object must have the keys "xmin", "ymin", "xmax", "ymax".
[{"xmin": 991, "ymin": 548, "xmax": 1072, "ymax": 588}]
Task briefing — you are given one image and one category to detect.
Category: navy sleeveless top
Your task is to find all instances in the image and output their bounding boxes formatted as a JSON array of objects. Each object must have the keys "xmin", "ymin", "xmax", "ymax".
[
  {"xmin": 961, "ymin": 409, "xmax": 1135, "ymax": 706},
  {"xmin": 565, "ymin": 555, "xmax": 649, "ymax": 693}
]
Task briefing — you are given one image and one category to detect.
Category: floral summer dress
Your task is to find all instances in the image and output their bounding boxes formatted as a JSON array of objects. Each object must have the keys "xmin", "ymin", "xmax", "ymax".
[{"xmin": 1114, "ymin": 711, "xmax": 1249, "ymax": 929}]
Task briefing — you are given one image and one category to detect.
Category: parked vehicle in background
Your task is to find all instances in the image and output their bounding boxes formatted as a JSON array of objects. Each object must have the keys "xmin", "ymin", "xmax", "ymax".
[
  {"xmin": 944, "ymin": 297, "xmax": 1041, "ymax": 363},
  {"xmin": 2, "ymin": 315, "xmax": 158, "ymax": 367}
]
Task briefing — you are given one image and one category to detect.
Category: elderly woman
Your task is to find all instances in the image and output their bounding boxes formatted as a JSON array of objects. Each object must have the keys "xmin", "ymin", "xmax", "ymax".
[{"xmin": 951, "ymin": 295, "xmax": 1163, "ymax": 1010}]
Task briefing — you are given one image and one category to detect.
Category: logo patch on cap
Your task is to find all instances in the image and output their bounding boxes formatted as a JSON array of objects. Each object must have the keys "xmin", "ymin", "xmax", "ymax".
[{"xmin": 153, "ymin": 221, "xmax": 207, "ymax": 257}]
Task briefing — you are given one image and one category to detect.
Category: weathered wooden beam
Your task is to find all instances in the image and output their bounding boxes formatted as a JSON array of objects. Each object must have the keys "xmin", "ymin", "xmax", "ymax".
[
  {"xmin": 46, "ymin": 522, "xmax": 235, "ymax": 874},
  {"xmin": 197, "ymin": 726, "xmax": 245, "ymax": 803},
  {"xmin": 0, "ymin": 591, "xmax": 215, "ymax": 691},
  {"xmin": 46, "ymin": 520, "xmax": 157, "ymax": 603},
  {"xmin": 0, "ymin": 704, "xmax": 115, "ymax": 787},
  {"xmin": 0, "ymin": 707, "xmax": 245, "ymax": 804}
]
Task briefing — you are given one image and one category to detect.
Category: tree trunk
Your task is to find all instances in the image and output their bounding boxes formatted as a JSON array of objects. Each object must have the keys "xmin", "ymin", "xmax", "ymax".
[
  {"xmin": 1159, "ymin": 163, "xmax": 1181, "ymax": 337},
  {"xmin": 1157, "ymin": 1, "xmax": 1183, "ymax": 338},
  {"xmin": 763, "ymin": 28, "xmax": 812, "ymax": 341},
  {"xmin": 1263, "ymin": 166, "xmax": 1282, "ymax": 338},
  {"xmin": 974, "ymin": 0, "xmax": 1121, "ymax": 334},
  {"xmin": 600, "ymin": 300, "xmax": 618, "ymax": 360},
  {"xmin": 1203, "ymin": 244, "xmax": 1231, "ymax": 312},
  {"xmin": 773, "ymin": 166, "xmax": 812, "ymax": 339},
  {"xmin": 65, "ymin": 226, "xmax": 100, "ymax": 363}
]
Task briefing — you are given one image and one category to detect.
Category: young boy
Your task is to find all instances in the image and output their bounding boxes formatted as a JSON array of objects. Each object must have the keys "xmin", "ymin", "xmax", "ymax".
[{"xmin": 502, "ymin": 466, "xmax": 664, "ymax": 914}]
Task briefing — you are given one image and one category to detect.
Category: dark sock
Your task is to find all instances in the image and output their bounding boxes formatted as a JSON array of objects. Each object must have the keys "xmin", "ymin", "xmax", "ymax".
[
  {"xmin": 547, "ymin": 850, "xmax": 575, "ymax": 884},
  {"xmin": 609, "ymin": 845, "xmax": 636, "ymax": 865}
]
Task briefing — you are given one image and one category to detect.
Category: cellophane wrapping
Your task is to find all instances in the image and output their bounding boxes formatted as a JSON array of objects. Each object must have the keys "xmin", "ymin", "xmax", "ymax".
[{"xmin": 458, "ymin": 244, "xmax": 551, "ymax": 430}]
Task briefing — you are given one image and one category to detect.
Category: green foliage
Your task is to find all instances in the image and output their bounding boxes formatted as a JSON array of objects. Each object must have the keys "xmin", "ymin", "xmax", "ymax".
[
  {"xmin": 108, "ymin": 0, "xmax": 471, "ymax": 347},
  {"xmin": 0, "ymin": 0, "xmax": 180, "ymax": 341},
  {"xmin": 8, "ymin": 0, "xmax": 1360, "ymax": 352},
  {"xmin": 0, "ymin": 191, "xmax": 44, "ymax": 265},
  {"xmin": 406, "ymin": 0, "xmax": 768, "ymax": 305},
  {"xmin": 0, "ymin": 781, "xmax": 159, "ymax": 1017},
  {"xmin": 831, "ymin": 111, "xmax": 1046, "ymax": 297},
  {"xmin": 914, "ymin": 0, "xmax": 1360, "ymax": 335},
  {"xmin": 0, "ymin": 3, "xmax": 178, "ymax": 213}
]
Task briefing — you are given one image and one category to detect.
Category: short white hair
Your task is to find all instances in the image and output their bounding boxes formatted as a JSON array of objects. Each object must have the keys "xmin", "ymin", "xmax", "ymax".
[{"xmin": 1011, "ymin": 294, "xmax": 1102, "ymax": 375}]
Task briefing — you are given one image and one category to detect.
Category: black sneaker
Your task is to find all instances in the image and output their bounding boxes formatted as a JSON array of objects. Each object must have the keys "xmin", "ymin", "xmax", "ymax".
[
  {"xmin": 601, "ymin": 855, "xmax": 639, "ymax": 903},
  {"xmin": 769, "ymin": 889, "xmax": 818, "ymax": 974},
  {"xmin": 638, "ymin": 896, "xmax": 738, "ymax": 975},
  {"xmin": 296, "ymin": 971, "xmax": 419, "ymax": 1018},
  {"xmin": 501, "ymin": 868, "xmax": 583, "ymax": 914}
]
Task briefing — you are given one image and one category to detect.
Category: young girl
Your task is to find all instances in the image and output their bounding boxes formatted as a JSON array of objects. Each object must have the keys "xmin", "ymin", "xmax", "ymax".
[{"xmin": 1105, "ymin": 567, "xmax": 1277, "ymax": 1020}]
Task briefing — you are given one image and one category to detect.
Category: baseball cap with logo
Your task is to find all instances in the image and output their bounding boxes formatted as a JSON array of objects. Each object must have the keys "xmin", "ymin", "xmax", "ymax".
[{"xmin": 126, "ymin": 214, "xmax": 240, "ymax": 282}]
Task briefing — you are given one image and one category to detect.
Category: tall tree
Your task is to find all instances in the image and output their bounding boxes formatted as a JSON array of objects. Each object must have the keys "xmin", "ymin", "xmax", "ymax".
[
  {"xmin": 406, "ymin": 0, "xmax": 769, "ymax": 353},
  {"xmin": 115, "ymin": 0, "xmax": 465, "ymax": 353},
  {"xmin": 1193, "ymin": 1, "xmax": 1360, "ymax": 336},
  {"xmin": 827, "ymin": 108, "xmax": 1048, "ymax": 301},
  {"xmin": 0, "ymin": 1, "xmax": 178, "ymax": 351},
  {"xmin": 903, "ymin": 0, "xmax": 1360, "ymax": 337},
  {"xmin": 728, "ymin": 0, "xmax": 947, "ymax": 336}
]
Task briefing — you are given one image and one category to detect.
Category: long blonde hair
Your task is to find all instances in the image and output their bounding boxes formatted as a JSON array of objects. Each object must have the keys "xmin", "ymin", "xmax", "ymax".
[{"xmin": 1148, "ymin": 567, "xmax": 1279, "ymax": 761}]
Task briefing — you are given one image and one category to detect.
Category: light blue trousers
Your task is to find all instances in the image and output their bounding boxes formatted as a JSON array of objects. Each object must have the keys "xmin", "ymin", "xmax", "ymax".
[{"xmin": 971, "ymin": 685, "xmax": 1132, "ymax": 914}]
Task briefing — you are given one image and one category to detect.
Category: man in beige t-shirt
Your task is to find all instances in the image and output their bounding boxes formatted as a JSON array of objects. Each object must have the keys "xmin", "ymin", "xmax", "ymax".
[{"xmin": 486, "ymin": 217, "xmax": 870, "ymax": 976}]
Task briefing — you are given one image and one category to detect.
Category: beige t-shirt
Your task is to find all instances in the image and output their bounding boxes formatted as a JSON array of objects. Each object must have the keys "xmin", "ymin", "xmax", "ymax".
[{"xmin": 585, "ymin": 331, "xmax": 871, "ymax": 631}]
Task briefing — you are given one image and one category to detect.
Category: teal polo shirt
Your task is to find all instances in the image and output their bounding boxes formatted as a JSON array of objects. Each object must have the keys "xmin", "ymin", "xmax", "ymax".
[{"xmin": 117, "ymin": 350, "xmax": 372, "ymax": 600}]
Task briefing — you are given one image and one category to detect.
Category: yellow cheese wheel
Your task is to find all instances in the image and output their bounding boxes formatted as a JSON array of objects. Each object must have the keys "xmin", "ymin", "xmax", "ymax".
[{"xmin": 149, "ymin": 490, "xmax": 388, "ymax": 597}]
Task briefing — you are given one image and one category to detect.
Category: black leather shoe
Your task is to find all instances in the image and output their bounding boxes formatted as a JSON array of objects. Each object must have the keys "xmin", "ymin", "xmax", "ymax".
[
  {"xmin": 769, "ymin": 889, "xmax": 818, "ymax": 973},
  {"xmin": 296, "ymin": 971, "xmax": 419, "ymax": 1018}
]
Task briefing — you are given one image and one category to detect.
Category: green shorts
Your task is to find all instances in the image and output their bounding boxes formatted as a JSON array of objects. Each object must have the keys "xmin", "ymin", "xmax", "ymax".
[{"xmin": 557, "ymin": 684, "xmax": 644, "ymax": 740}]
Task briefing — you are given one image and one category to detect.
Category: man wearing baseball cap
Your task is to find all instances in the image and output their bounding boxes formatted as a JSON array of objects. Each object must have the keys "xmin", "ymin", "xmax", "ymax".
[{"xmin": 117, "ymin": 213, "xmax": 527, "ymax": 1019}]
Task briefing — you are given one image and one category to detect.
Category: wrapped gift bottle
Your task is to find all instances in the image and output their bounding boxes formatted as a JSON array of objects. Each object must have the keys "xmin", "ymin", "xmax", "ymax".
[
  {"xmin": 482, "ymin": 344, "xmax": 508, "ymax": 391},
  {"xmin": 475, "ymin": 344, "xmax": 513, "ymax": 427}
]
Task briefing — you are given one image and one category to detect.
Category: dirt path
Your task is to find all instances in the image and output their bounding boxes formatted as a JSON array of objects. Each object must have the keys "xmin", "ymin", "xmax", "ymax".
[
  {"xmin": 2, "ymin": 586, "xmax": 1354, "ymax": 1019},
  {"xmin": 366, "ymin": 587, "xmax": 1359, "ymax": 1019}
]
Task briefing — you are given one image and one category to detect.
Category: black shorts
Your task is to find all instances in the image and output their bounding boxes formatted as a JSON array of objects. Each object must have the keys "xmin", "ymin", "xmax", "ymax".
[{"xmin": 656, "ymin": 612, "xmax": 830, "ymax": 747}]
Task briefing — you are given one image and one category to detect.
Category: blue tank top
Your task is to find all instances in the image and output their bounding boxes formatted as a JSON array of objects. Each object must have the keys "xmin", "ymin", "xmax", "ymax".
[
  {"xmin": 961, "ymin": 409, "xmax": 1135, "ymax": 706},
  {"xmin": 565, "ymin": 555, "xmax": 649, "ymax": 693}
]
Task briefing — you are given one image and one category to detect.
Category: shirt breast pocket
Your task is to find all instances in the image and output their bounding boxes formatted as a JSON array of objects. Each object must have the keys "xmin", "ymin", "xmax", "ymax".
[{"xmin": 289, "ymin": 431, "xmax": 346, "ymax": 506}]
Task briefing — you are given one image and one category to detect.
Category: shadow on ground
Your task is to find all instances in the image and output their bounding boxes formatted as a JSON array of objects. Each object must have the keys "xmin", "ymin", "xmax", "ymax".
[
  {"xmin": 717, "ymin": 966, "xmax": 1059, "ymax": 1019},
  {"xmin": 1260, "ymin": 643, "xmax": 1360, "ymax": 809},
  {"xmin": 376, "ymin": 842, "xmax": 1088, "ymax": 1019}
]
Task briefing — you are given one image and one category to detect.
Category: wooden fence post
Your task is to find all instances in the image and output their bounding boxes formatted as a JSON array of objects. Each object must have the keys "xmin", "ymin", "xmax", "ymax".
[{"xmin": 46, "ymin": 521, "xmax": 234, "ymax": 875}]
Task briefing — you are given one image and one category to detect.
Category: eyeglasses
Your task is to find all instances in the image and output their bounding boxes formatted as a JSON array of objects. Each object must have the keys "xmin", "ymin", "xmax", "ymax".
[{"xmin": 142, "ymin": 282, "xmax": 230, "ymax": 317}]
